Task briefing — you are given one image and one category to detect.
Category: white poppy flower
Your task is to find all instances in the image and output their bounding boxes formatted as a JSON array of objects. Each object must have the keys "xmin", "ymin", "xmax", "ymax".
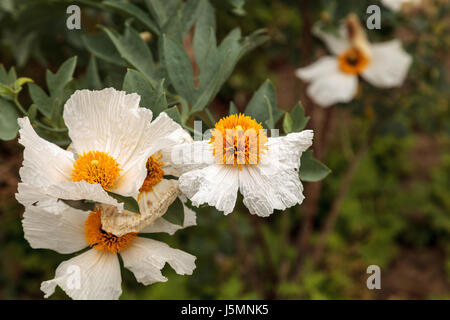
[
  {"xmin": 382, "ymin": 0, "xmax": 421, "ymax": 12},
  {"xmin": 22, "ymin": 200, "xmax": 196, "ymax": 300},
  {"xmin": 174, "ymin": 114, "xmax": 314, "ymax": 217},
  {"xmin": 295, "ymin": 15, "xmax": 412, "ymax": 107},
  {"xmin": 17, "ymin": 88, "xmax": 184, "ymax": 211}
]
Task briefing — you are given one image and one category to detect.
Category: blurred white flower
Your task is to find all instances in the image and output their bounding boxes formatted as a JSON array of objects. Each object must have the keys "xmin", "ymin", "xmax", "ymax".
[
  {"xmin": 296, "ymin": 14, "xmax": 412, "ymax": 107},
  {"xmin": 382, "ymin": 0, "xmax": 422, "ymax": 12},
  {"xmin": 21, "ymin": 200, "xmax": 196, "ymax": 300},
  {"xmin": 17, "ymin": 88, "xmax": 184, "ymax": 211},
  {"xmin": 175, "ymin": 114, "xmax": 314, "ymax": 217}
]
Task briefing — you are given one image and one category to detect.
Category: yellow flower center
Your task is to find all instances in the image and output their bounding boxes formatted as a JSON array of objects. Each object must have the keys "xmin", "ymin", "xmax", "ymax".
[
  {"xmin": 71, "ymin": 151, "xmax": 121, "ymax": 190},
  {"xmin": 139, "ymin": 153, "xmax": 165, "ymax": 192},
  {"xmin": 84, "ymin": 207, "xmax": 137, "ymax": 253},
  {"xmin": 210, "ymin": 114, "xmax": 268, "ymax": 168},
  {"xmin": 338, "ymin": 48, "xmax": 371, "ymax": 75}
]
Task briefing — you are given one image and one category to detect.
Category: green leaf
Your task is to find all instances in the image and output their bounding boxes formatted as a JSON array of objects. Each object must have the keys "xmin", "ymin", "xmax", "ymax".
[
  {"xmin": 0, "ymin": 83, "xmax": 16, "ymax": 99},
  {"xmin": 164, "ymin": 106, "xmax": 182, "ymax": 124},
  {"xmin": 28, "ymin": 83, "xmax": 52, "ymax": 118},
  {"xmin": 0, "ymin": 65, "xmax": 17, "ymax": 85},
  {"xmin": 181, "ymin": 0, "xmax": 202, "ymax": 34},
  {"xmin": 145, "ymin": 0, "xmax": 181, "ymax": 29},
  {"xmin": 190, "ymin": 29, "xmax": 242, "ymax": 113},
  {"xmin": 240, "ymin": 29, "xmax": 269, "ymax": 57},
  {"xmin": 245, "ymin": 79, "xmax": 283, "ymax": 129},
  {"xmin": 283, "ymin": 102, "xmax": 309, "ymax": 134},
  {"xmin": 61, "ymin": 199, "xmax": 96, "ymax": 212},
  {"xmin": 82, "ymin": 33, "xmax": 127, "ymax": 67},
  {"xmin": 46, "ymin": 56, "xmax": 77, "ymax": 97},
  {"xmin": 0, "ymin": 97, "xmax": 20, "ymax": 140},
  {"xmin": 197, "ymin": 28, "xmax": 218, "ymax": 91},
  {"xmin": 86, "ymin": 56, "xmax": 102, "ymax": 90},
  {"xmin": 122, "ymin": 69, "xmax": 167, "ymax": 116},
  {"xmin": 106, "ymin": 191, "xmax": 141, "ymax": 214},
  {"xmin": 102, "ymin": 24, "xmax": 156, "ymax": 79},
  {"xmin": 229, "ymin": 101, "xmax": 238, "ymax": 115},
  {"xmin": 162, "ymin": 34, "xmax": 196, "ymax": 105},
  {"xmin": 193, "ymin": 0, "xmax": 216, "ymax": 66},
  {"xmin": 283, "ymin": 112, "xmax": 293, "ymax": 134},
  {"xmin": 162, "ymin": 197, "xmax": 184, "ymax": 225},
  {"xmin": 289, "ymin": 102, "xmax": 309, "ymax": 132},
  {"xmin": 102, "ymin": 0, "xmax": 160, "ymax": 35},
  {"xmin": 299, "ymin": 151, "xmax": 331, "ymax": 182}
]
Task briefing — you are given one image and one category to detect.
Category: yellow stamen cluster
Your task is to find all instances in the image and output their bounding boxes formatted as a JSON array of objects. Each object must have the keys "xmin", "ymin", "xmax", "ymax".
[
  {"xmin": 84, "ymin": 207, "xmax": 137, "ymax": 253},
  {"xmin": 338, "ymin": 48, "xmax": 371, "ymax": 75},
  {"xmin": 71, "ymin": 151, "xmax": 121, "ymax": 190},
  {"xmin": 210, "ymin": 114, "xmax": 268, "ymax": 168},
  {"xmin": 139, "ymin": 153, "xmax": 165, "ymax": 192}
]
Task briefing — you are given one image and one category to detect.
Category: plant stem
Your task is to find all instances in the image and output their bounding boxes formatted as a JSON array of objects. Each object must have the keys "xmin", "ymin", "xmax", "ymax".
[
  {"xmin": 14, "ymin": 95, "xmax": 68, "ymax": 133},
  {"xmin": 312, "ymin": 144, "xmax": 368, "ymax": 263}
]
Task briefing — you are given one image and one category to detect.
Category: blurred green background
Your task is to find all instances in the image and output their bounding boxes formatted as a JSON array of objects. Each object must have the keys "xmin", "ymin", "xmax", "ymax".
[{"xmin": 0, "ymin": 0, "xmax": 449, "ymax": 299}]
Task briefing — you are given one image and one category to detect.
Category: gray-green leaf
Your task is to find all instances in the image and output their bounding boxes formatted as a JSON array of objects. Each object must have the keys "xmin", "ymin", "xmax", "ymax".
[
  {"xmin": 106, "ymin": 191, "xmax": 141, "ymax": 214},
  {"xmin": 299, "ymin": 151, "xmax": 331, "ymax": 182},
  {"xmin": 0, "ymin": 97, "xmax": 20, "ymax": 140},
  {"xmin": 122, "ymin": 69, "xmax": 167, "ymax": 116},
  {"xmin": 245, "ymin": 79, "xmax": 283, "ymax": 129}
]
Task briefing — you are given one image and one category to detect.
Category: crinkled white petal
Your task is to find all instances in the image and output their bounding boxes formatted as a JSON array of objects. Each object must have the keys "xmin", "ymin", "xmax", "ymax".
[
  {"xmin": 362, "ymin": 40, "xmax": 412, "ymax": 88},
  {"xmin": 164, "ymin": 140, "xmax": 215, "ymax": 176},
  {"xmin": 238, "ymin": 132, "xmax": 313, "ymax": 217},
  {"xmin": 120, "ymin": 237, "xmax": 196, "ymax": 285},
  {"xmin": 312, "ymin": 24, "xmax": 350, "ymax": 55},
  {"xmin": 178, "ymin": 164, "xmax": 239, "ymax": 215},
  {"xmin": 18, "ymin": 117, "xmax": 74, "ymax": 187},
  {"xmin": 63, "ymin": 88, "xmax": 142, "ymax": 161},
  {"xmin": 239, "ymin": 165, "xmax": 305, "ymax": 218},
  {"xmin": 140, "ymin": 195, "xmax": 197, "ymax": 235},
  {"xmin": 297, "ymin": 57, "xmax": 358, "ymax": 107},
  {"xmin": 17, "ymin": 117, "xmax": 121, "ymax": 208},
  {"xmin": 160, "ymin": 129, "xmax": 194, "ymax": 177},
  {"xmin": 16, "ymin": 182, "xmax": 51, "ymax": 207},
  {"xmin": 46, "ymin": 181, "xmax": 123, "ymax": 211},
  {"xmin": 41, "ymin": 249, "xmax": 122, "ymax": 300},
  {"xmin": 265, "ymin": 130, "xmax": 314, "ymax": 172},
  {"xmin": 113, "ymin": 112, "xmax": 185, "ymax": 196},
  {"xmin": 22, "ymin": 201, "xmax": 88, "ymax": 254}
]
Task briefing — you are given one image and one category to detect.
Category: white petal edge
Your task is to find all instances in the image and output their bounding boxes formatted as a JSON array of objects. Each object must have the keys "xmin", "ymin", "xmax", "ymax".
[
  {"xmin": 239, "ymin": 163, "xmax": 305, "ymax": 217},
  {"xmin": 295, "ymin": 56, "xmax": 338, "ymax": 82},
  {"xmin": 22, "ymin": 201, "xmax": 88, "ymax": 254},
  {"xmin": 312, "ymin": 24, "xmax": 350, "ymax": 55},
  {"xmin": 120, "ymin": 237, "xmax": 196, "ymax": 285},
  {"xmin": 361, "ymin": 40, "xmax": 412, "ymax": 88},
  {"xmin": 382, "ymin": 0, "xmax": 420, "ymax": 11},
  {"xmin": 164, "ymin": 140, "xmax": 215, "ymax": 176},
  {"xmin": 46, "ymin": 180, "xmax": 124, "ymax": 212},
  {"xmin": 41, "ymin": 249, "xmax": 122, "ymax": 300},
  {"xmin": 18, "ymin": 117, "xmax": 74, "ymax": 187},
  {"xmin": 264, "ymin": 130, "xmax": 314, "ymax": 172},
  {"xmin": 178, "ymin": 164, "xmax": 239, "ymax": 215}
]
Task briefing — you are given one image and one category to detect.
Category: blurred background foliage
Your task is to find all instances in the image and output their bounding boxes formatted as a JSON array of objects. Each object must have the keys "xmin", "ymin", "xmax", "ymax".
[{"xmin": 0, "ymin": 0, "xmax": 449, "ymax": 299}]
